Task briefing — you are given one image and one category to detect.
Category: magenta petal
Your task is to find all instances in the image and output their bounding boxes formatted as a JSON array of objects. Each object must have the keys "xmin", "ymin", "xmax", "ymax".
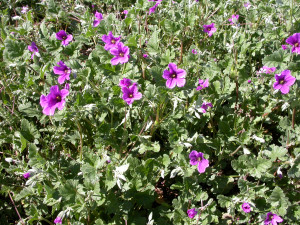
[
  {"xmin": 118, "ymin": 56, "xmax": 129, "ymax": 64},
  {"xmin": 166, "ymin": 78, "xmax": 176, "ymax": 89},
  {"xmin": 53, "ymin": 66, "xmax": 65, "ymax": 75},
  {"xmin": 50, "ymin": 85, "xmax": 59, "ymax": 94},
  {"xmin": 273, "ymin": 214, "xmax": 283, "ymax": 223},
  {"xmin": 176, "ymin": 69, "xmax": 186, "ymax": 78},
  {"xmin": 93, "ymin": 20, "xmax": 100, "ymax": 27},
  {"xmin": 176, "ymin": 78, "xmax": 186, "ymax": 87},
  {"xmin": 66, "ymin": 34, "xmax": 73, "ymax": 42},
  {"xmin": 197, "ymin": 158, "xmax": 209, "ymax": 173},
  {"xmin": 58, "ymin": 75, "xmax": 67, "ymax": 84},
  {"xmin": 273, "ymin": 82, "xmax": 282, "ymax": 90},
  {"xmin": 60, "ymin": 89, "xmax": 69, "ymax": 98},
  {"xmin": 162, "ymin": 70, "xmax": 171, "ymax": 79},
  {"xmin": 40, "ymin": 95, "xmax": 48, "ymax": 107},
  {"xmin": 133, "ymin": 92, "xmax": 142, "ymax": 100},
  {"xmin": 111, "ymin": 57, "xmax": 120, "ymax": 65},
  {"xmin": 189, "ymin": 150, "xmax": 199, "ymax": 165},
  {"xmin": 168, "ymin": 63, "xmax": 177, "ymax": 73},
  {"xmin": 284, "ymin": 74, "xmax": 296, "ymax": 86},
  {"xmin": 280, "ymin": 85, "xmax": 290, "ymax": 94},
  {"xmin": 57, "ymin": 100, "xmax": 65, "ymax": 110}
]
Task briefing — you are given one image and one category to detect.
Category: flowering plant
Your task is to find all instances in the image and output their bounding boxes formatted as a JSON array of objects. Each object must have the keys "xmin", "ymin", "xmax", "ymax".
[{"xmin": 1, "ymin": 1, "xmax": 299, "ymax": 225}]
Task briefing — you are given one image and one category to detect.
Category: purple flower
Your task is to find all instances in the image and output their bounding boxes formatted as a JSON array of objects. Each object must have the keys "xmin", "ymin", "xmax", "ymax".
[
  {"xmin": 281, "ymin": 45, "xmax": 287, "ymax": 50},
  {"xmin": 286, "ymin": 33, "xmax": 300, "ymax": 54},
  {"xmin": 203, "ymin": 23, "xmax": 217, "ymax": 37},
  {"xmin": 21, "ymin": 6, "xmax": 29, "ymax": 14},
  {"xmin": 53, "ymin": 61, "xmax": 71, "ymax": 85},
  {"xmin": 149, "ymin": 2, "xmax": 160, "ymax": 15},
  {"xmin": 122, "ymin": 84, "xmax": 142, "ymax": 105},
  {"xmin": 196, "ymin": 79, "xmax": 209, "ymax": 90},
  {"xmin": 23, "ymin": 172, "xmax": 31, "ymax": 179},
  {"xmin": 277, "ymin": 167, "xmax": 283, "ymax": 179},
  {"xmin": 187, "ymin": 208, "xmax": 197, "ymax": 219},
  {"xmin": 264, "ymin": 212, "xmax": 283, "ymax": 225},
  {"xmin": 242, "ymin": 202, "xmax": 251, "ymax": 213},
  {"xmin": 273, "ymin": 70, "xmax": 296, "ymax": 94},
  {"xmin": 93, "ymin": 11, "xmax": 103, "ymax": 27},
  {"xmin": 143, "ymin": 54, "xmax": 148, "ymax": 58},
  {"xmin": 119, "ymin": 78, "xmax": 132, "ymax": 88},
  {"xmin": 192, "ymin": 49, "xmax": 197, "ymax": 54},
  {"xmin": 40, "ymin": 85, "xmax": 69, "ymax": 116},
  {"xmin": 162, "ymin": 63, "xmax": 186, "ymax": 89},
  {"xmin": 189, "ymin": 150, "xmax": 209, "ymax": 174},
  {"xmin": 244, "ymin": 2, "xmax": 251, "ymax": 10},
  {"xmin": 228, "ymin": 14, "xmax": 239, "ymax": 25},
  {"xmin": 199, "ymin": 102, "xmax": 213, "ymax": 113},
  {"xmin": 65, "ymin": 83, "xmax": 70, "ymax": 90},
  {"xmin": 248, "ymin": 79, "xmax": 251, "ymax": 83},
  {"xmin": 110, "ymin": 42, "xmax": 130, "ymax": 65},
  {"xmin": 28, "ymin": 42, "xmax": 39, "ymax": 59},
  {"xmin": 54, "ymin": 217, "xmax": 62, "ymax": 224},
  {"xmin": 258, "ymin": 66, "xmax": 276, "ymax": 74},
  {"xmin": 56, "ymin": 30, "xmax": 73, "ymax": 46},
  {"xmin": 122, "ymin": 10, "xmax": 128, "ymax": 18},
  {"xmin": 102, "ymin": 31, "xmax": 121, "ymax": 51}
]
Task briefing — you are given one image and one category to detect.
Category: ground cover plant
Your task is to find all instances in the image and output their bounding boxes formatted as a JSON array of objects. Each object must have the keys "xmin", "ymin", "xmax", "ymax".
[{"xmin": 0, "ymin": 0, "xmax": 300, "ymax": 224}]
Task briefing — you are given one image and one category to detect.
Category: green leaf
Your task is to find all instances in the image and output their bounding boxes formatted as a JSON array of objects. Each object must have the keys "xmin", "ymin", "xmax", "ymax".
[
  {"xmin": 138, "ymin": 142, "xmax": 160, "ymax": 154},
  {"xmin": 18, "ymin": 102, "xmax": 41, "ymax": 118},
  {"xmin": 268, "ymin": 186, "xmax": 290, "ymax": 215},
  {"xmin": 3, "ymin": 38, "xmax": 26, "ymax": 60},
  {"xmin": 147, "ymin": 30, "xmax": 160, "ymax": 55},
  {"xmin": 262, "ymin": 49, "xmax": 289, "ymax": 67},
  {"xmin": 232, "ymin": 155, "xmax": 272, "ymax": 178},
  {"xmin": 58, "ymin": 180, "xmax": 79, "ymax": 203},
  {"xmin": 264, "ymin": 145, "xmax": 288, "ymax": 161},
  {"xmin": 20, "ymin": 119, "xmax": 40, "ymax": 142},
  {"xmin": 288, "ymin": 154, "xmax": 300, "ymax": 179},
  {"xmin": 20, "ymin": 134, "xmax": 27, "ymax": 152},
  {"xmin": 217, "ymin": 195, "xmax": 232, "ymax": 208},
  {"xmin": 160, "ymin": 49, "xmax": 175, "ymax": 66},
  {"xmin": 15, "ymin": 187, "xmax": 34, "ymax": 201},
  {"xmin": 125, "ymin": 35, "xmax": 138, "ymax": 47}
]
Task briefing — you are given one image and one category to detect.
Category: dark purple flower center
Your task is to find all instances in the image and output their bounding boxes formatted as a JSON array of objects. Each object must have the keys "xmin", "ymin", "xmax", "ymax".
[
  {"xmin": 62, "ymin": 35, "xmax": 67, "ymax": 40},
  {"xmin": 269, "ymin": 215, "xmax": 273, "ymax": 220},
  {"xmin": 207, "ymin": 28, "xmax": 211, "ymax": 31},
  {"xmin": 279, "ymin": 80, "xmax": 285, "ymax": 84},
  {"xmin": 198, "ymin": 156, "xmax": 202, "ymax": 161},
  {"xmin": 129, "ymin": 94, "xmax": 133, "ymax": 98},
  {"xmin": 56, "ymin": 95, "xmax": 62, "ymax": 102},
  {"xmin": 64, "ymin": 69, "xmax": 69, "ymax": 74},
  {"xmin": 119, "ymin": 53, "xmax": 124, "ymax": 57},
  {"xmin": 295, "ymin": 43, "xmax": 299, "ymax": 47},
  {"xmin": 111, "ymin": 40, "xmax": 116, "ymax": 44},
  {"xmin": 171, "ymin": 73, "xmax": 177, "ymax": 78}
]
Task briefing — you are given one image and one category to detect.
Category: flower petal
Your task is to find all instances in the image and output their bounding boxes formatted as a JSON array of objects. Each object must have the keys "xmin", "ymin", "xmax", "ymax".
[
  {"xmin": 176, "ymin": 78, "xmax": 186, "ymax": 87},
  {"xmin": 197, "ymin": 158, "xmax": 209, "ymax": 173},
  {"xmin": 166, "ymin": 78, "xmax": 177, "ymax": 89}
]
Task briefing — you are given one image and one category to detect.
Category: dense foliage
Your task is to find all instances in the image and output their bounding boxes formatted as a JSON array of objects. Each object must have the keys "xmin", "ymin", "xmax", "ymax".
[{"xmin": 0, "ymin": 0, "xmax": 300, "ymax": 224}]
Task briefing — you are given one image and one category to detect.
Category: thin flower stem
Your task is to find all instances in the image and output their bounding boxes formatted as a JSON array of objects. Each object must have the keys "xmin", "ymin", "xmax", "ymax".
[
  {"xmin": 77, "ymin": 120, "xmax": 83, "ymax": 161},
  {"xmin": 179, "ymin": 39, "xmax": 183, "ymax": 65},
  {"xmin": 38, "ymin": 217, "xmax": 52, "ymax": 225},
  {"xmin": 230, "ymin": 145, "xmax": 242, "ymax": 157},
  {"xmin": 292, "ymin": 108, "xmax": 296, "ymax": 130},
  {"xmin": 8, "ymin": 192, "xmax": 25, "ymax": 225}
]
